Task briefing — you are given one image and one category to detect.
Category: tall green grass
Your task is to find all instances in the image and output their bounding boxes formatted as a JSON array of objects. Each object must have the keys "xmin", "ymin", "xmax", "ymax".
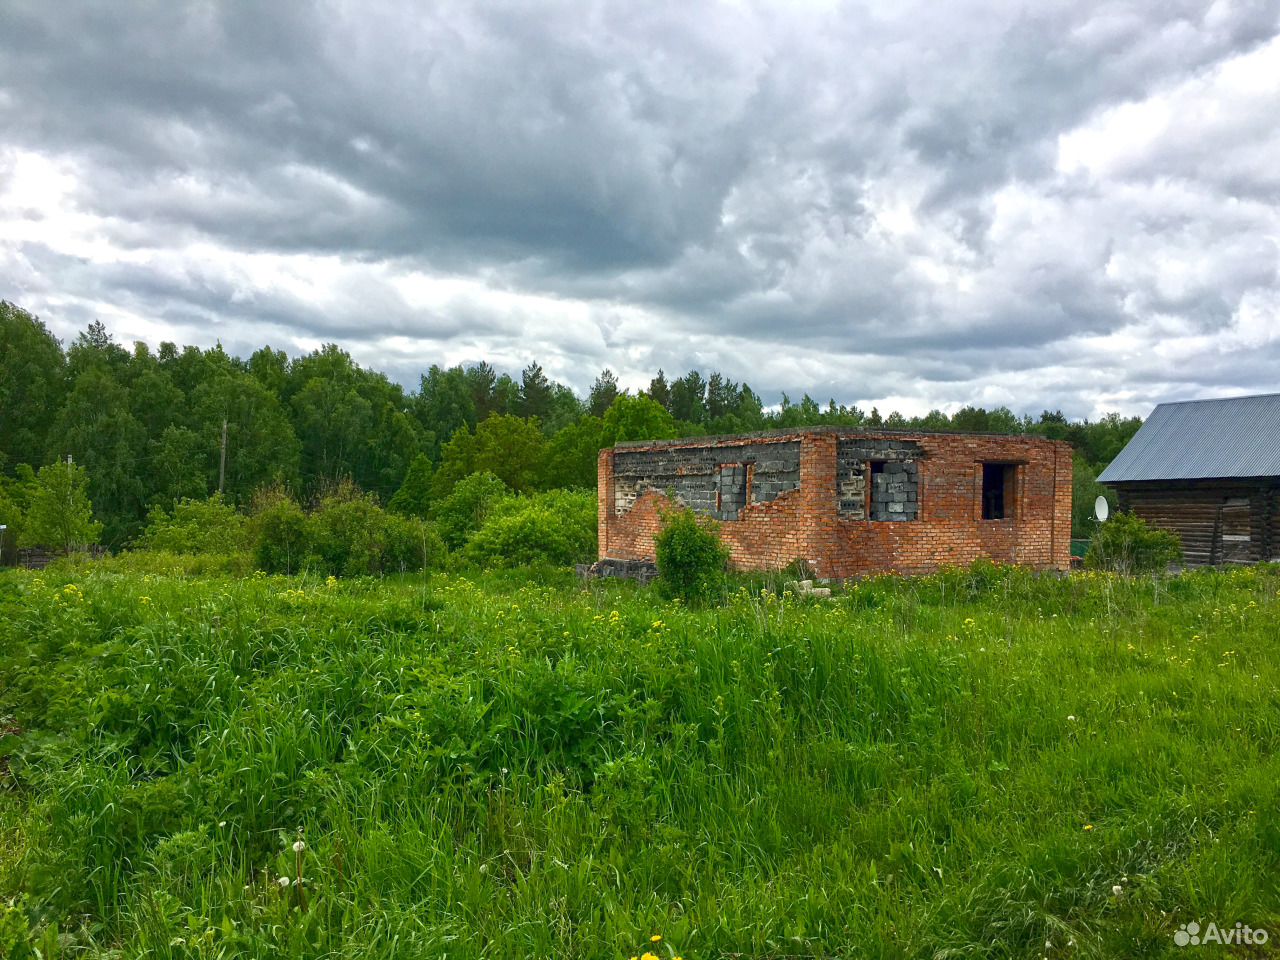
[{"xmin": 0, "ymin": 562, "xmax": 1277, "ymax": 958}]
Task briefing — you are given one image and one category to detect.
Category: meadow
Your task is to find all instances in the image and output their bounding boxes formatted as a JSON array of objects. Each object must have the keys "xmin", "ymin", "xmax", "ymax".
[{"xmin": 0, "ymin": 559, "xmax": 1277, "ymax": 958}]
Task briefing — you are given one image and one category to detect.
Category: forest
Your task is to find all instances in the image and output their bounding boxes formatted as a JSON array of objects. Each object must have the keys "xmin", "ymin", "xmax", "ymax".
[{"xmin": 0, "ymin": 300, "xmax": 1140, "ymax": 550}]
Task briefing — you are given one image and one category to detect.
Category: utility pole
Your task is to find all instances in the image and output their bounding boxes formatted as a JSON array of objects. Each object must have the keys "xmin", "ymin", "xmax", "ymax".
[{"xmin": 218, "ymin": 420, "xmax": 228, "ymax": 495}]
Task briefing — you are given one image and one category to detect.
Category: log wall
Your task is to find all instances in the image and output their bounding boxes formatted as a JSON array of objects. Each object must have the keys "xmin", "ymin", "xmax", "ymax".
[{"xmin": 1112, "ymin": 479, "xmax": 1280, "ymax": 566}]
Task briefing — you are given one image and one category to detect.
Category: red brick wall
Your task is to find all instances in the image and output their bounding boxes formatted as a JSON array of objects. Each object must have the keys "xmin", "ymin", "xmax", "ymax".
[{"xmin": 599, "ymin": 429, "xmax": 1072, "ymax": 576}]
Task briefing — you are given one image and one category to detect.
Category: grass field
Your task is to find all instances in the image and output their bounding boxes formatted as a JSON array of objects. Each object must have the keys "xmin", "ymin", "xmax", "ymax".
[{"xmin": 1, "ymin": 560, "xmax": 1278, "ymax": 958}]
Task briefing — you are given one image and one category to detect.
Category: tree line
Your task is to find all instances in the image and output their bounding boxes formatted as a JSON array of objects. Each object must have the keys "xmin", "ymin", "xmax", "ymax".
[{"xmin": 0, "ymin": 299, "xmax": 1140, "ymax": 549}]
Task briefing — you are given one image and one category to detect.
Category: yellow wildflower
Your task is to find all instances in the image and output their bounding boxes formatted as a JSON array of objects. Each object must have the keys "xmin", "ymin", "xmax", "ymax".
[
  {"xmin": 1083, "ymin": 823, "xmax": 1094, "ymax": 832},
  {"xmin": 139, "ymin": 596, "xmax": 151, "ymax": 605}
]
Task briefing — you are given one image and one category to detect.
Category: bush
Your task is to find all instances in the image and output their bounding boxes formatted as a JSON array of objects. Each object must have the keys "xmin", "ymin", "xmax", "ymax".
[
  {"xmin": 0, "ymin": 898, "xmax": 38, "ymax": 960},
  {"xmin": 135, "ymin": 495, "xmax": 247, "ymax": 554},
  {"xmin": 1085, "ymin": 511, "xmax": 1182, "ymax": 574},
  {"xmin": 103, "ymin": 549, "xmax": 254, "ymax": 578},
  {"xmin": 654, "ymin": 506, "xmax": 730, "ymax": 603},
  {"xmin": 246, "ymin": 482, "xmax": 445, "ymax": 577},
  {"xmin": 306, "ymin": 486, "xmax": 389, "ymax": 576},
  {"xmin": 384, "ymin": 512, "xmax": 447, "ymax": 574},
  {"xmin": 248, "ymin": 487, "xmax": 310, "ymax": 575},
  {"xmin": 465, "ymin": 489, "xmax": 596, "ymax": 567},
  {"xmin": 433, "ymin": 472, "xmax": 512, "ymax": 550},
  {"xmin": 307, "ymin": 483, "xmax": 446, "ymax": 576}
]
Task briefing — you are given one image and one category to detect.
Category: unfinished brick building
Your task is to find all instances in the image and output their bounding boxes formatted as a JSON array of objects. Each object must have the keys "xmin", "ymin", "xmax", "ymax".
[{"xmin": 597, "ymin": 428, "xmax": 1073, "ymax": 578}]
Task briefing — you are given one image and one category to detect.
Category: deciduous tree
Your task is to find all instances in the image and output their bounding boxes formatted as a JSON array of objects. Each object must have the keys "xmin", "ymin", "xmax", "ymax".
[{"xmin": 20, "ymin": 461, "xmax": 103, "ymax": 552}]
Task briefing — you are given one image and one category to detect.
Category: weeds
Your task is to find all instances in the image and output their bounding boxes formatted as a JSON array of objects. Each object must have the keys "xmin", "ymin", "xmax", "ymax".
[{"xmin": 0, "ymin": 562, "xmax": 1277, "ymax": 957}]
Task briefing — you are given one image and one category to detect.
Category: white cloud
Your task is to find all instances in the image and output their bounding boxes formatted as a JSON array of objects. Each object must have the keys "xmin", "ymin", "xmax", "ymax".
[{"xmin": 1, "ymin": 0, "xmax": 1278, "ymax": 420}]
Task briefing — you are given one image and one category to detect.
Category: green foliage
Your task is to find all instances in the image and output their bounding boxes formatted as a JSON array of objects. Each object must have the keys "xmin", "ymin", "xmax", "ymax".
[
  {"xmin": 0, "ymin": 301, "xmax": 65, "ymax": 473},
  {"xmin": 248, "ymin": 487, "xmax": 310, "ymax": 575},
  {"xmin": 1086, "ymin": 511, "xmax": 1183, "ymax": 574},
  {"xmin": 465, "ymin": 489, "xmax": 596, "ymax": 567},
  {"xmin": 415, "ymin": 364, "xmax": 477, "ymax": 460},
  {"xmin": 0, "ymin": 300, "xmax": 1153, "ymax": 564},
  {"xmin": 100, "ymin": 548, "xmax": 254, "ymax": 577},
  {"xmin": 432, "ymin": 471, "xmax": 512, "ymax": 550},
  {"xmin": 387, "ymin": 453, "xmax": 435, "ymax": 517},
  {"xmin": 654, "ymin": 506, "xmax": 730, "ymax": 603},
  {"xmin": 137, "ymin": 494, "xmax": 248, "ymax": 554},
  {"xmin": 382, "ymin": 510, "xmax": 447, "ymax": 574},
  {"xmin": 587, "ymin": 368, "xmax": 620, "ymax": 417},
  {"xmin": 52, "ymin": 365, "xmax": 147, "ymax": 545},
  {"xmin": 599, "ymin": 393, "xmax": 678, "ymax": 447},
  {"xmin": 192, "ymin": 372, "xmax": 301, "ymax": 503},
  {"xmin": 2, "ymin": 564, "xmax": 1278, "ymax": 957},
  {"xmin": 149, "ymin": 424, "xmax": 209, "ymax": 505},
  {"xmin": 305, "ymin": 482, "xmax": 442, "ymax": 576},
  {"xmin": 541, "ymin": 415, "xmax": 604, "ymax": 489},
  {"xmin": 434, "ymin": 415, "xmax": 547, "ymax": 498},
  {"xmin": 1071, "ymin": 454, "xmax": 1114, "ymax": 539},
  {"xmin": 0, "ymin": 898, "xmax": 38, "ymax": 960},
  {"xmin": 0, "ymin": 481, "xmax": 25, "ymax": 563},
  {"xmin": 19, "ymin": 461, "xmax": 103, "ymax": 552},
  {"xmin": 518, "ymin": 362, "xmax": 555, "ymax": 420}
]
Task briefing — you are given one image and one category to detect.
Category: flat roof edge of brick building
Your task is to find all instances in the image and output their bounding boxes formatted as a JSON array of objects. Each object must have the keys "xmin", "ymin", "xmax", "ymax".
[{"xmin": 613, "ymin": 426, "xmax": 1070, "ymax": 449}]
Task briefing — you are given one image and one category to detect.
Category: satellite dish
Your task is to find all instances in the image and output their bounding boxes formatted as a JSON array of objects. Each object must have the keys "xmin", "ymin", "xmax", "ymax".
[{"xmin": 1094, "ymin": 496, "xmax": 1110, "ymax": 522}]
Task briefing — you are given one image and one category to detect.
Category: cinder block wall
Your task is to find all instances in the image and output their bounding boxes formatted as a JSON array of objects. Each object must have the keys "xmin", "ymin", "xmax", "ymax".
[{"xmin": 598, "ymin": 428, "xmax": 1072, "ymax": 577}]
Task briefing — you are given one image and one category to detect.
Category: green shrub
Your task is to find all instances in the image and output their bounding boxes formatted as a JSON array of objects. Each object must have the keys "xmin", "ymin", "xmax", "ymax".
[
  {"xmin": 654, "ymin": 506, "xmax": 730, "ymax": 603},
  {"xmin": 246, "ymin": 482, "xmax": 444, "ymax": 577},
  {"xmin": 307, "ymin": 483, "xmax": 445, "ymax": 576},
  {"xmin": 433, "ymin": 471, "xmax": 512, "ymax": 550},
  {"xmin": 104, "ymin": 549, "xmax": 254, "ymax": 577},
  {"xmin": 1085, "ymin": 511, "xmax": 1182, "ymax": 574},
  {"xmin": 0, "ymin": 898, "xmax": 36, "ymax": 960},
  {"xmin": 135, "ymin": 494, "xmax": 247, "ymax": 554},
  {"xmin": 306, "ymin": 486, "xmax": 390, "ymax": 576},
  {"xmin": 465, "ymin": 489, "xmax": 596, "ymax": 567},
  {"xmin": 248, "ymin": 487, "xmax": 310, "ymax": 575},
  {"xmin": 384, "ymin": 511, "xmax": 447, "ymax": 573}
]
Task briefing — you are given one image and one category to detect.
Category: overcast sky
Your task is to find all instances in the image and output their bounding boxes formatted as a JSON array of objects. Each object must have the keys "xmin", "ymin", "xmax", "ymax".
[{"xmin": 2, "ymin": 1, "xmax": 1278, "ymax": 419}]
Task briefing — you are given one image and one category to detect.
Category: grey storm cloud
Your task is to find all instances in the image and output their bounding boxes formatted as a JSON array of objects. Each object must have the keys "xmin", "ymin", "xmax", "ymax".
[{"xmin": 1, "ymin": 0, "xmax": 1279, "ymax": 419}]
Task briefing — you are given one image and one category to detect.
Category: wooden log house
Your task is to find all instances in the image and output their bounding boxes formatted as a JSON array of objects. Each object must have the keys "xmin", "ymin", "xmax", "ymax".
[{"xmin": 1099, "ymin": 393, "xmax": 1280, "ymax": 566}]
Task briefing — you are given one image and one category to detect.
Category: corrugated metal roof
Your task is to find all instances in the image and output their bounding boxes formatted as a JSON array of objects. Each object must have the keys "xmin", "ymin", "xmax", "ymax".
[{"xmin": 1099, "ymin": 392, "xmax": 1280, "ymax": 483}]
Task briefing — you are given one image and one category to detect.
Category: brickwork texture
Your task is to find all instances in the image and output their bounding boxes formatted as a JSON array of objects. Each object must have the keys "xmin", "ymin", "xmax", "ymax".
[{"xmin": 598, "ymin": 428, "xmax": 1073, "ymax": 577}]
